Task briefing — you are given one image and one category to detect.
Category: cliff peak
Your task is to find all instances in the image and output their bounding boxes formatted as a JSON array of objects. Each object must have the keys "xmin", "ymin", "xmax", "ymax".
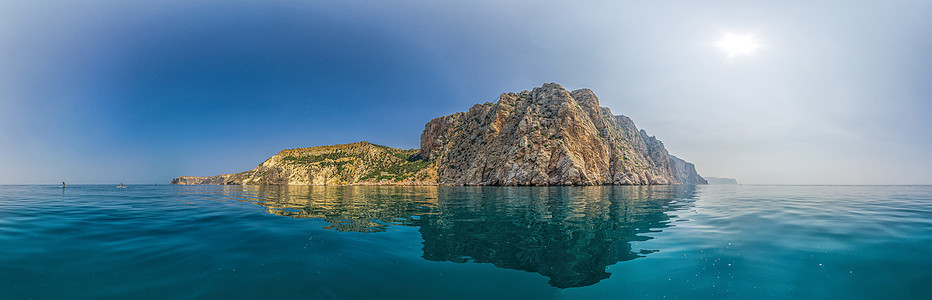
[
  {"xmin": 570, "ymin": 88, "xmax": 599, "ymax": 106},
  {"xmin": 537, "ymin": 82, "xmax": 565, "ymax": 91}
]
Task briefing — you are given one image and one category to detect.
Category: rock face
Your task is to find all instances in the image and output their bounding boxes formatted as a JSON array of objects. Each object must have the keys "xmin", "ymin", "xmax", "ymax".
[
  {"xmin": 418, "ymin": 83, "xmax": 706, "ymax": 185},
  {"xmin": 173, "ymin": 83, "xmax": 706, "ymax": 186},
  {"xmin": 171, "ymin": 142, "xmax": 437, "ymax": 185}
]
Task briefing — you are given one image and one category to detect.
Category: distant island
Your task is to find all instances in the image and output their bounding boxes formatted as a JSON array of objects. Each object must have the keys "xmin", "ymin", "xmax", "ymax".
[
  {"xmin": 704, "ymin": 177, "xmax": 739, "ymax": 185},
  {"xmin": 172, "ymin": 83, "xmax": 707, "ymax": 186}
]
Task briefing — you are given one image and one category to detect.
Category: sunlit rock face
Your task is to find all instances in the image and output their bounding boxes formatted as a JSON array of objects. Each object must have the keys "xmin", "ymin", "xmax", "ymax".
[{"xmin": 419, "ymin": 83, "xmax": 707, "ymax": 185}]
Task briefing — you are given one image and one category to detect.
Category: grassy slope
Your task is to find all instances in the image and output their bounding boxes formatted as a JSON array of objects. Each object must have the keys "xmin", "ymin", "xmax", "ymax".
[{"xmin": 274, "ymin": 142, "xmax": 436, "ymax": 184}]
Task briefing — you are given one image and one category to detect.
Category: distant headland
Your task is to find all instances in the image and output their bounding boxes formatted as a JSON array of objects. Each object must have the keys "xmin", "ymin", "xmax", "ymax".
[
  {"xmin": 704, "ymin": 177, "xmax": 739, "ymax": 185},
  {"xmin": 172, "ymin": 83, "xmax": 707, "ymax": 186}
]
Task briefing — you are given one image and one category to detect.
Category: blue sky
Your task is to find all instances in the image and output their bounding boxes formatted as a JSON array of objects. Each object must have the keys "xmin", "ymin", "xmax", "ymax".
[{"xmin": 1, "ymin": 0, "xmax": 930, "ymax": 184}]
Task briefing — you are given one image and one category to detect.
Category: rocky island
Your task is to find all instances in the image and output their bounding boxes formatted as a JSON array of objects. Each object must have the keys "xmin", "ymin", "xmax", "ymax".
[{"xmin": 172, "ymin": 83, "xmax": 707, "ymax": 186}]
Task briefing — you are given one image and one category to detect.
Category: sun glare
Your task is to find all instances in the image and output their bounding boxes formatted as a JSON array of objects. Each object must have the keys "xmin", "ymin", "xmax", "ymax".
[{"xmin": 714, "ymin": 32, "xmax": 761, "ymax": 58}]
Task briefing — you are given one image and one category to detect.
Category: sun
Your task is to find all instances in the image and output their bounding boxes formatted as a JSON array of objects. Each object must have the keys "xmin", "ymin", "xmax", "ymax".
[{"xmin": 714, "ymin": 32, "xmax": 761, "ymax": 58}]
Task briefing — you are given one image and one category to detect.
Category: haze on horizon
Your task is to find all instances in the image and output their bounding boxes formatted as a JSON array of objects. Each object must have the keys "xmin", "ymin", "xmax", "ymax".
[{"xmin": 1, "ymin": 0, "xmax": 930, "ymax": 185}]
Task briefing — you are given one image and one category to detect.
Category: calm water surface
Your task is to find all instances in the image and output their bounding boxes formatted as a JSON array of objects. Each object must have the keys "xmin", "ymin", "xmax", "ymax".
[{"xmin": 0, "ymin": 185, "xmax": 930, "ymax": 299}]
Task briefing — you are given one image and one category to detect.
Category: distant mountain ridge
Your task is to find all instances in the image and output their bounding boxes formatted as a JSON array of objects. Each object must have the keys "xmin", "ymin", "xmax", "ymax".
[
  {"xmin": 705, "ymin": 177, "xmax": 739, "ymax": 185},
  {"xmin": 172, "ymin": 83, "xmax": 706, "ymax": 186}
]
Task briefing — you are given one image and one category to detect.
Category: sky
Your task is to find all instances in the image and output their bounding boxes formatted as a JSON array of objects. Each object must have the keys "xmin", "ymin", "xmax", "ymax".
[{"xmin": 1, "ymin": 0, "xmax": 930, "ymax": 185}]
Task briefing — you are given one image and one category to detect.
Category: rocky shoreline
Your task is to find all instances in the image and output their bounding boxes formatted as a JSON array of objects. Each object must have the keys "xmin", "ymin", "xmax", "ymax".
[{"xmin": 173, "ymin": 83, "xmax": 706, "ymax": 186}]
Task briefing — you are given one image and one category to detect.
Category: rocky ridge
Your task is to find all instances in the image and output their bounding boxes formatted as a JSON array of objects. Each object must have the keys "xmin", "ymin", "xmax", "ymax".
[
  {"xmin": 173, "ymin": 83, "xmax": 706, "ymax": 186},
  {"xmin": 171, "ymin": 142, "xmax": 437, "ymax": 185},
  {"xmin": 418, "ymin": 83, "xmax": 706, "ymax": 185}
]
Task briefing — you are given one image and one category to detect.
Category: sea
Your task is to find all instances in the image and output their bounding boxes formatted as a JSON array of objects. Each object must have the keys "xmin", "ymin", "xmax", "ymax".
[{"xmin": 0, "ymin": 184, "xmax": 929, "ymax": 299}]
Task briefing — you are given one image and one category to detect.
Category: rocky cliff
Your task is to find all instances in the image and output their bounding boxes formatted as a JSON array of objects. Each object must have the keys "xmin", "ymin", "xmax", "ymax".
[
  {"xmin": 171, "ymin": 142, "xmax": 437, "ymax": 185},
  {"xmin": 173, "ymin": 83, "xmax": 706, "ymax": 186},
  {"xmin": 418, "ymin": 83, "xmax": 706, "ymax": 185}
]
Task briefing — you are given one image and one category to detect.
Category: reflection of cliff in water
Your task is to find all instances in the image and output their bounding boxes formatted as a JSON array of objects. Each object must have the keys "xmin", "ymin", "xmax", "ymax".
[
  {"xmin": 226, "ymin": 185, "xmax": 439, "ymax": 232},
  {"xmin": 215, "ymin": 185, "xmax": 697, "ymax": 288},
  {"xmin": 419, "ymin": 186, "xmax": 698, "ymax": 288}
]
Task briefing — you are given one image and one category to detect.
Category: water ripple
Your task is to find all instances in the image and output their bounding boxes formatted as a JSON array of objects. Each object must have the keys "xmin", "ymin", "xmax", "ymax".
[{"xmin": 1, "ymin": 185, "xmax": 930, "ymax": 298}]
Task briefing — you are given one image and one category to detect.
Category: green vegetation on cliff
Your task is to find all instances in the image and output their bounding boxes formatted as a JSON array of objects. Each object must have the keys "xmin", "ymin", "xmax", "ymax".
[
  {"xmin": 276, "ymin": 143, "xmax": 435, "ymax": 183},
  {"xmin": 171, "ymin": 141, "xmax": 438, "ymax": 185}
]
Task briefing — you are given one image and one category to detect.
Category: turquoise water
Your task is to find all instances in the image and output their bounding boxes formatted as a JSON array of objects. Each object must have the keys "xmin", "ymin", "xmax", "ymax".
[{"xmin": 1, "ymin": 185, "xmax": 930, "ymax": 299}]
